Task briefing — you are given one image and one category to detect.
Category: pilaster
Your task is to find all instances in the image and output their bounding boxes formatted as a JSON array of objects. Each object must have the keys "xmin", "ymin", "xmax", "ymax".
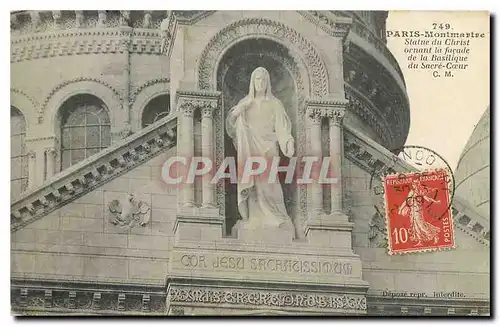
[
  {"xmin": 44, "ymin": 147, "xmax": 57, "ymax": 180},
  {"xmin": 25, "ymin": 135, "xmax": 57, "ymax": 187},
  {"xmin": 201, "ymin": 105, "xmax": 216, "ymax": 209},
  {"xmin": 304, "ymin": 98, "xmax": 352, "ymax": 249},
  {"xmin": 174, "ymin": 90, "xmax": 223, "ymax": 243},
  {"xmin": 306, "ymin": 107, "xmax": 324, "ymax": 215},
  {"xmin": 27, "ymin": 150, "xmax": 36, "ymax": 190}
]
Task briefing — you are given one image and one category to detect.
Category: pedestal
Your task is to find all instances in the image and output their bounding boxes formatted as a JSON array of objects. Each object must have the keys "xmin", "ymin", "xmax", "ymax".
[
  {"xmin": 231, "ymin": 220, "xmax": 295, "ymax": 245},
  {"xmin": 167, "ymin": 224, "xmax": 368, "ymax": 315}
]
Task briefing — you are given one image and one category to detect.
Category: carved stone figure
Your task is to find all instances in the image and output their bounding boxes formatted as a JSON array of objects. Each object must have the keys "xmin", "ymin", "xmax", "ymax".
[
  {"xmin": 368, "ymin": 205, "xmax": 388, "ymax": 248},
  {"xmin": 225, "ymin": 67, "xmax": 295, "ymax": 231},
  {"xmin": 108, "ymin": 194, "xmax": 150, "ymax": 228}
]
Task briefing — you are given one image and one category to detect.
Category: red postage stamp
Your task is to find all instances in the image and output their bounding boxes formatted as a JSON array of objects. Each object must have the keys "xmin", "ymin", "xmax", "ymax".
[{"xmin": 383, "ymin": 169, "xmax": 455, "ymax": 254}]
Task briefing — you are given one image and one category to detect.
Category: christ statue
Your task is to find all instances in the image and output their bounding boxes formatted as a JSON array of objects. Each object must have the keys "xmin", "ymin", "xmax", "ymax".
[{"xmin": 226, "ymin": 67, "xmax": 295, "ymax": 231}]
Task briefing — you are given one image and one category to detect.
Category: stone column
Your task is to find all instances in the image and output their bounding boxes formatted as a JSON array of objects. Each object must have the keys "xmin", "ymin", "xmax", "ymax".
[
  {"xmin": 51, "ymin": 11, "xmax": 62, "ymax": 27},
  {"xmin": 201, "ymin": 106, "xmax": 216, "ymax": 208},
  {"xmin": 97, "ymin": 10, "xmax": 107, "ymax": 27},
  {"xmin": 27, "ymin": 151, "xmax": 36, "ymax": 190},
  {"xmin": 45, "ymin": 147, "xmax": 57, "ymax": 180},
  {"xmin": 304, "ymin": 99, "xmax": 352, "ymax": 249},
  {"xmin": 328, "ymin": 108, "xmax": 346, "ymax": 215},
  {"xmin": 179, "ymin": 102, "xmax": 195, "ymax": 208},
  {"xmin": 174, "ymin": 90, "xmax": 222, "ymax": 242},
  {"xmin": 307, "ymin": 108, "xmax": 324, "ymax": 214}
]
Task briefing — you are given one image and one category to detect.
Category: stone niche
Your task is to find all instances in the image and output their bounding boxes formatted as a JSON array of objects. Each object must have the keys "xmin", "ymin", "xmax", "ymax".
[{"xmin": 217, "ymin": 38, "xmax": 301, "ymax": 236}]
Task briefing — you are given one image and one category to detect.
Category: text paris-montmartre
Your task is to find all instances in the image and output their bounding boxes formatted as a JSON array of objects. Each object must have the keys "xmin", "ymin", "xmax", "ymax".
[{"xmin": 387, "ymin": 30, "xmax": 486, "ymax": 39}]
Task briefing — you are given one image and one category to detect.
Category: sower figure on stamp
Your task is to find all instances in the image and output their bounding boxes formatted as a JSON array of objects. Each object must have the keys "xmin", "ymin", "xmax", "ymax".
[
  {"xmin": 226, "ymin": 67, "xmax": 295, "ymax": 232},
  {"xmin": 398, "ymin": 183, "xmax": 441, "ymax": 246}
]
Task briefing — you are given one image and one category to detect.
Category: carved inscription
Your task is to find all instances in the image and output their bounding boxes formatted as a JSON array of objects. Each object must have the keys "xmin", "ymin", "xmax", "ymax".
[
  {"xmin": 179, "ymin": 254, "xmax": 353, "ymax": 275},
  {"xmin": 169, "ymin": 287, "xmax": 367, "ymax": 311}
]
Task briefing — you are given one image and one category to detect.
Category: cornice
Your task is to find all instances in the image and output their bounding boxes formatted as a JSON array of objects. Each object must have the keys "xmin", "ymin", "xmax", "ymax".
[
  {"xmin": 176, "ymin": 89, "xmax": 221, "ymax": 101},
  {"xmin": 298, "ymin": 11, "xmax": 352, "ymax": 38},
  {"xmin": 176, "ymin": 92, "xmax": 220, "ymax": 117},
  {"xmin": 160, "ymin": 12, "xmax": 177, "ymax": 57},
  {"xmin": 25, "ymin": 135, "xmax": 56, "ymax": 143},
  {"xmin": 173, "ymin": 10, "xmax": 217, "ymax": 25},
  {"xmin": 305, "ymin": 97, "xmax": 349, "ymax": 108},
  {"xmin": 11, "ymin": 28, "xmax": 164, "ymax": 63},
  {"xmin": 11, "ymin": 113, "xmax": 178, "ymax": 232},
  {"xmin": 11, "ymin": 278, "xmax": 167, "ymax": 314},
  {"xmin": 366, "ymin": 295, "xmax": 490, "ymax": 316},
  {"xmin": 10, "ymin": 278, "xmax": 490, "ymax": 316}
]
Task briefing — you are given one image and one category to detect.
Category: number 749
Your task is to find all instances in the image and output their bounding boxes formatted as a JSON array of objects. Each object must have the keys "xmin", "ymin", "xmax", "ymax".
[{"xmin": 432, "ymin": 23, "xmax": 451, "ymax": 30}]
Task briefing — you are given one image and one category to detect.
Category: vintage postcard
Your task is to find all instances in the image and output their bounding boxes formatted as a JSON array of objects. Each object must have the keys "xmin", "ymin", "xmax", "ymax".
[{"xmin": 10, "ymin": 10, "xmax": 490, "ymax": 316}]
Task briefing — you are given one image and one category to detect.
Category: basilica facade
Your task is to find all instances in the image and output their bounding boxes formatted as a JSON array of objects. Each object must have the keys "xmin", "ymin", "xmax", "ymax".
[{"xmin": 10, "ymin": 10, "xmax": 490, "ymax": 315}]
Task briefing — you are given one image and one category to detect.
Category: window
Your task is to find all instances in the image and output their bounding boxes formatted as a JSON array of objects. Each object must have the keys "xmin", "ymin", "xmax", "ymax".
[
  {"xmin": 11, "ymin": 106, "xmax": 28, "ymax": 199},
  {"xmin": 141, "ymin": 94, "xmax": 170, "ymax": 128},
  {"xmin": 60, "ymin": 94, "xmax": 111, "ymax": 170}
]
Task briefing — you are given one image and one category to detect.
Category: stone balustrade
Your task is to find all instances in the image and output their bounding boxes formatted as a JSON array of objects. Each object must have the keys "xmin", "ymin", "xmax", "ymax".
[{"xmin": 10, "ymin": 113, "xmax": 178, "ymax": 232}]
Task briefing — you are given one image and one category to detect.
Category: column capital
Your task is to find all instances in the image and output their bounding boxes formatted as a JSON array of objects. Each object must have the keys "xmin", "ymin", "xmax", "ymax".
[
  {"xmin": 44, "ymin": 147, "xmax": 57, "ymax": 156},
  {"xmin": 201, "ymin": 106, "xmax": 215, "ymax": 118},
  {"xmin": 27, "ymin": 150, "xmax": 36, "ymax": 159},
  {"xmin": 178, "ymin": 102, "xmax": 196, "ymax": 117},
  {"xmin": 306, "ymin": 106, "xmax": 346, "ymax": 126},
  {"xmin": 305, "ymin": 98, "xmax": 348, "ymax": 123},
  {"xmin": 306, "ymin": 107, "xmax": 323, "ymax": 123},
  {"xmin": 177, "ymin": 90, "xmax": 221, "ymax": 117},
  {"xmin": 327, "ymin": 108, "xmax": 346, "ymax": 126}
]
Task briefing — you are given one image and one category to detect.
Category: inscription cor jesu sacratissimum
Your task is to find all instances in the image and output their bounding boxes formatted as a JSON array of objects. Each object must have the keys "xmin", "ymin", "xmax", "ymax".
[{"xmin": 179, "ymin": 254, "xmax": 353, "ymax": 275}]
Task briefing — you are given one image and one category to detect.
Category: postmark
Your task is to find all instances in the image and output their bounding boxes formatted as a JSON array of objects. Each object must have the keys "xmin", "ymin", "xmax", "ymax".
[
  {"xmin": 370, "ymin": 145, "xmax": 456, "ymax": 220},
  {"xmin": 383, "ymin": 169, "xmax": 455, "ymax": 255},
  {"xmin": 394, "ymin": 145, "xmax": 456, "ymax": 202}
]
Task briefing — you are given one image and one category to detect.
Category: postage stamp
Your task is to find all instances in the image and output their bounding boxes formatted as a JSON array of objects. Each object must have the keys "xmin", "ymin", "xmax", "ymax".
[
  {"xmin": 370, "ymin": 146, "xmax": 455, "ymax": 200},
  {"xmin": 383, "ymin": 169, "xmax": 455, "ymax": 255}
]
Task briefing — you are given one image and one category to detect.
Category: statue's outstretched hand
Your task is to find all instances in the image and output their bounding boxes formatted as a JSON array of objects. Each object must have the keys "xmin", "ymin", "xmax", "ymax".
[
  {"xmin": 285, "ymin": 138, "xmax": 295, "ymax": 157},
  {"xmin": 231, "ymin": 101, "xmax": 251, "ymax": 118}
]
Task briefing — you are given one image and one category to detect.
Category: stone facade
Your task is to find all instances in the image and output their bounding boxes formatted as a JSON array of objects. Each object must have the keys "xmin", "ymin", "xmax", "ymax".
[{"xmin": 11, "ymin": 10, "xmax": 489, "ymax": 316}]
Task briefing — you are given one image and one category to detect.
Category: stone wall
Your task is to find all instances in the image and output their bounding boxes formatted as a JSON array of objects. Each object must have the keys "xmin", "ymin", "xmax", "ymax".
[
  {"xmin": 11, "ymin": 53, "xmax": 170, "ymax": 136},
  {"xmin": 11, "ymin": 147, "xmax": 177, "ymax": 286}
]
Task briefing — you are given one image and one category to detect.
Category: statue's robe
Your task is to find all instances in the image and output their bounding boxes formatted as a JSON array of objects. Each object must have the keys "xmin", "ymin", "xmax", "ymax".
[{"xmin": 226, "ymin": 95, "xmax": 294, "ymax": 229}]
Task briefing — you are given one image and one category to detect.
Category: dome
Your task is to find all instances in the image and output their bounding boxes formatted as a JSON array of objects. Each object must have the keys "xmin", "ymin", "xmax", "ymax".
[{"xmin": 454, "ymin": 107, "xmax": 490, "ymax": 220}]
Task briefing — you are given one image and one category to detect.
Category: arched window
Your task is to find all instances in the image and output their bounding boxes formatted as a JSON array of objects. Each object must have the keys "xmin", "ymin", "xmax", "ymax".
[
  {"xmin": 11, "ymin": 106, "xmax": 28, "ymax": 199},
  {"xmin": 141, "ymin": 94, "xmax": 170, "ymax": 128},
  {"xmin": 60, "ymin": 94, "xmax": 111, "ymax": 170}
]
